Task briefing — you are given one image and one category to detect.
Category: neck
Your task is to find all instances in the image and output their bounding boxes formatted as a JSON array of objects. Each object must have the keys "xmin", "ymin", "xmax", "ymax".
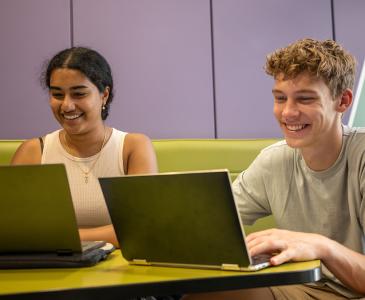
[
  {"xmin": 301, "ymin": 124, "xmax": 343, "ymax": 171},
  {"xmin": 62, "ymin": 125, "xmax": 109, "ymax": 158}
]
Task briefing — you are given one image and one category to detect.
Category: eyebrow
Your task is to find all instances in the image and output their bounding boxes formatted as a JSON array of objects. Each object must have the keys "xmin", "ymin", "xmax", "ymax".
[
  {"xmin": 272, "ymin": 89, "xmax": 318, "ymax": 94},
  {"xmin": 70, "ymin": 85, "xmax": 88, "ymax": 90},
  {"xmin": 49, "ymin": 85, "xmax": 89, "ymax": 91}
]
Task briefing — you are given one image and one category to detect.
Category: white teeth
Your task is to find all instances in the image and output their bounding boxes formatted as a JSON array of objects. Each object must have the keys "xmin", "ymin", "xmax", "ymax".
[
  {"xmin": 286, "ymin": 124, "xmax": 306, "ymax": 131},
  {"xmin": 63, "ymin": 114, "xmax": 81, "ymax": 120}
]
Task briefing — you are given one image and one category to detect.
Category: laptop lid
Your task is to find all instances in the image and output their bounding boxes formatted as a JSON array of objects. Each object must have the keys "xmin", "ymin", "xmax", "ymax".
[
  {"xmin": 0, "ymin": 164, "xmax": 82, "ymax": 254},
  {"xmin": 100, "ymin": 170, "xmax": 266, "ymax": 271}
]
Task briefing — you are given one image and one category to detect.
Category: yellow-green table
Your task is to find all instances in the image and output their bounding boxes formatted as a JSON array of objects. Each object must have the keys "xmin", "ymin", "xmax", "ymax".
[{"xmin": 0, "ymin": 250, "xmax": 321, "ymax": 299}]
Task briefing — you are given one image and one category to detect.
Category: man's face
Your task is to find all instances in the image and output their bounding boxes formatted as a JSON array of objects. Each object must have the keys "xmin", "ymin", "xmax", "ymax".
[{"xmin": 272, "ymin": 73, "xmax": 341, "ymax": 150}]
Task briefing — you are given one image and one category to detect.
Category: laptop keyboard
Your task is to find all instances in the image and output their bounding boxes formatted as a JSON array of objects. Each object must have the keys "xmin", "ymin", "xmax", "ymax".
[
  {"xmin": 81, "ymin": 241, "xmax": 105, "ymax": 252},
  {"xmin": 252, "ymin": 253, "xmax": 271, "ymax": 266}
]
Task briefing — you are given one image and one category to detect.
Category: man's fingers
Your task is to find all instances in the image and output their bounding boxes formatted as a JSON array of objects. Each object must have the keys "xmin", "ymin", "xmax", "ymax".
[
  {"xmin": 270, "ymin": 249, "xmax": 293, "ymax": 265},
  {"xmin": 246, "ymin": 228, "xmax": 276, "ymax": 242},
  {"xmin": 249, "ymin": 238, "xmax": 287, "ymax": 257}
]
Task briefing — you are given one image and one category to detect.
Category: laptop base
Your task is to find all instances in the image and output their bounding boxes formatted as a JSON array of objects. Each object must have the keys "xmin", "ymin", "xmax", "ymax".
[{"xmin": 0, "ymin": 243, "xmax": 115, "ymax": 269}]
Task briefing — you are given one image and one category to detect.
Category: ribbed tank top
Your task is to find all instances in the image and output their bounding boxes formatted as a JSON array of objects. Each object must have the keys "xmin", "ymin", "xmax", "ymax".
[{"xmin": 41, "ymin": 128, "xmax": 127, "ymax": 227}]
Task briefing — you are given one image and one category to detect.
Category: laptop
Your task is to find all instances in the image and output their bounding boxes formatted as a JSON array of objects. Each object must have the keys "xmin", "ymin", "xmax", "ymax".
[
  {"xmin": 99, "ymin": 170, "xmax": 270, "ymax": 272},
  {"xmin": 0, "ymin": 164, "xmax": 114, "ymax": 268}
]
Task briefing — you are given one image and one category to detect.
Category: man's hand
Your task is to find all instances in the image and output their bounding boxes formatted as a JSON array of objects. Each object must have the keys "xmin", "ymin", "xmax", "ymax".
[{"xmin": 246, "ymin": 228, "xmax": 327, "ymax": 265}]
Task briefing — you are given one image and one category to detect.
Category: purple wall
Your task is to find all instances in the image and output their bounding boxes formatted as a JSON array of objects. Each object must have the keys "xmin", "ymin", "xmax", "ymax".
[
  {"xmin": 334, "ymin": 0, "xmax": 365, "ymax": 122},
  {"xmin": 0, "ymin": 0, "xmax": 70, "ymax": 139},
  {"xmin": 73, "ymin": 0, "xmax": 215, "ymax": 139},
  {"xmin": 213, "ymin": 0, "xmax": 332, "ymax": 138},
  {"xmin": 0, "ymin": 0, "xmax": 363, "ymax": 139}
]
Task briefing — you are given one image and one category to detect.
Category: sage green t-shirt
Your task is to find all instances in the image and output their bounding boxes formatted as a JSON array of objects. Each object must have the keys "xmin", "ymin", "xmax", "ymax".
[{"xmin": 232, "ymin": 126, "xmax": 365, "ymax": 298}]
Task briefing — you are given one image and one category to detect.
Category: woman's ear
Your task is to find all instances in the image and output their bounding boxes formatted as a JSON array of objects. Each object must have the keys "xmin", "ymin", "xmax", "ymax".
[
  {"xmin": 102, "ymin": 86, "xmax": 110, "ymax": 104},
  {"xmin": 336, "ymin": 88, "xmax": 353, "ymax": 113}
]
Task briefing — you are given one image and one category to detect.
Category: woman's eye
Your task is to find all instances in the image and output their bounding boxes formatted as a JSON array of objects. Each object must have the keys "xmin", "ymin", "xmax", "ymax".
[
  {"xmin": 73, "ymin": 92, "xmax": 86, "ymax": 98},
  {"xmin": 52, "ymin": 93, "xmax": 63, "ymax": 98}
]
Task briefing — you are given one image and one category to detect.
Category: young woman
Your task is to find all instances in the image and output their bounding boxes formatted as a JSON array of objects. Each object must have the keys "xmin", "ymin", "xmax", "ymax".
[{"xmin": 11, "ymin": 47, "xmax": 158, "ymax": 247}]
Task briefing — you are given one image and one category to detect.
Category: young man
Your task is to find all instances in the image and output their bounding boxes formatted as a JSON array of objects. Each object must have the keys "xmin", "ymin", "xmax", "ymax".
[{"xmin": 184, "ymin": 39, "xmax": 365, "ymax": 299}]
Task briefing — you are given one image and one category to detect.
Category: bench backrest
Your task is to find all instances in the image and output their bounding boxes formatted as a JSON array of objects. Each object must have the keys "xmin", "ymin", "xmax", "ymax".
[{"xmin": 0, "ymin": 138, "xmax": 278, "ymax": 232}]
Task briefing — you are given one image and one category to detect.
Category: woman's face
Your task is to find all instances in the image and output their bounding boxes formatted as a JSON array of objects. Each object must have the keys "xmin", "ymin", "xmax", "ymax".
[{"xmin": 49, "ymin": 68, "xmax": 109, "ymax": 135}]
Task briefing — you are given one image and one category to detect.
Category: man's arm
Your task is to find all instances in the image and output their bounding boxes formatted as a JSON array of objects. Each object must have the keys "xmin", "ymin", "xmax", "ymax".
[{"xmin": 247, "ymin": 229, "xmax": 365, "ymax": 295}]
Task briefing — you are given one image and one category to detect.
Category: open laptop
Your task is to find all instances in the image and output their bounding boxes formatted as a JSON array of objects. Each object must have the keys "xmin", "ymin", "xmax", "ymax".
[
  {"xmin": 99, "ymin": 170, "xmax": 270, "ymax": 272},
  {"xmin": 0, "ymin": 164, "xmax": 114, "ymax": 268}
]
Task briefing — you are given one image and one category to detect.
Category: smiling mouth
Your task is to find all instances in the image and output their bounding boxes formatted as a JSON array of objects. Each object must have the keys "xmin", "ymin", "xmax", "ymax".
[
  {"xmin": 285, "ymin": 124, "xmax": 309, "ymax": 132},
  {"xmin": 62, "ymin": 113, "xmax": 84, "ymax": 120}
]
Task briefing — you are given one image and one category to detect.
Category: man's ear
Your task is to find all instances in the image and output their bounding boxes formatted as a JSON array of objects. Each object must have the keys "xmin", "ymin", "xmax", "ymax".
[{"xmin": 336, "ymin": 88, "xmax": 353, "ymax": 113}]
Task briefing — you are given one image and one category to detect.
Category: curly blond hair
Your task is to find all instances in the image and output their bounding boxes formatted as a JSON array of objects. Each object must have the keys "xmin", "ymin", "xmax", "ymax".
[{"xmin": 265, "ymin": 38, "xmax": 356, "ymax": 98}]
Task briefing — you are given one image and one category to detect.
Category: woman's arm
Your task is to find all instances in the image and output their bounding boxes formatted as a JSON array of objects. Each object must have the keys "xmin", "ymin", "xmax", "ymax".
[
  {"xmin": 123, "ymin": 133, "xmax": 158, "ymax": 174},
  {"xmin": 79, "ymin": 225, "xmax": 119, "ymax": 247},
  {"xmin": 11, "ymin": 139, "xmax": 42, "ymax": 165}
]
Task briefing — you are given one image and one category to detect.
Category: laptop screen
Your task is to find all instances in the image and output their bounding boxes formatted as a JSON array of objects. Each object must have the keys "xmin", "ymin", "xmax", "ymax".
[
  {"xmin": 0, "ymin": 164, "xmax": 82, "ymax": 253},
  {"xmin": 100, "ymin": 170, "xmax": 253, "ymax": 269}
]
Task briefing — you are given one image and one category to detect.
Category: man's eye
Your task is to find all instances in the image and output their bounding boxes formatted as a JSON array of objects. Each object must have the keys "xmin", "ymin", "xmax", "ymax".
[
  {"xmin": 298, "ymin": 96, "xmax": 315, "ymax": 102},
  {"xmin": 274, "ymin": 96, "xmax": 286, "ymax": 103}
]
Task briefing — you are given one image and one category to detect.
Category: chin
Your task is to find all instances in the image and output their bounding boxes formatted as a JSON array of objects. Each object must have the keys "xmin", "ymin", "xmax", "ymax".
[
  {"xmin": 284, "ymin": 137, "xmax": 306, "ymax": 149},
  {"xmin": 286, "ymin": 142, "xmax": 301, "ymax": 149},
  {"xmin": 62, "ymin": 124, "xmax": 83, "ymax": 135}
]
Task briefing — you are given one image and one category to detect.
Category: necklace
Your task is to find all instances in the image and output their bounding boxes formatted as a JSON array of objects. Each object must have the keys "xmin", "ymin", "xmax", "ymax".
[{"xmin": 62, "ymin": 127, "xmax": 108, "ymax": 184}]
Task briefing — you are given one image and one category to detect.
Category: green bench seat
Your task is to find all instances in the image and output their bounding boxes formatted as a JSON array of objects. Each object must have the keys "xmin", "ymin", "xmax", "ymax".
[{"xmin": 0, "ymin": 138, "xmax": 278, "ymax": 233}]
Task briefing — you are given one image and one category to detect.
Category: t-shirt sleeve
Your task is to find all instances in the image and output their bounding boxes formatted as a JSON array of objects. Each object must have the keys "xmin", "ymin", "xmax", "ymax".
[
  {"xmin": 359, "ymin": 156, "xmax": 365, "ymax": 233},
  {"xmin": 232, "ymin": 151, "xmax": 273, "ymax": 225}
]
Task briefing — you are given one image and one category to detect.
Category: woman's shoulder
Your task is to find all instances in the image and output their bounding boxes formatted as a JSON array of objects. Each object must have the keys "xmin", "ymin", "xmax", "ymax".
[
  {"xmin": 125, "ymin": 132, "xmax": 152, "ymax": 143},
  {"xmin": 121, "ymin": 132, "xmax": 157, "ymax": 174},
  {"xmin": 108, "ymin": 128, "xmax": 152, "ymax": 148},
  {"xmin": 11, "ymin": 138, "xmax": 42, "ymax": 164},
  {"xmin": 123, "ymin": 132, "xmax": 154, "ymax": 153}
]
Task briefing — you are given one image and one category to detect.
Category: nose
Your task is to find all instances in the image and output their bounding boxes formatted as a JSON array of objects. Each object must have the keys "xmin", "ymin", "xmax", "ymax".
[
  {"xmin": 61, "ymin": 94, "xmax": 75, "ymax": 112},
  {"xmin": 282, "ymin": 98, "xmax": 299, "ymax": 119}
]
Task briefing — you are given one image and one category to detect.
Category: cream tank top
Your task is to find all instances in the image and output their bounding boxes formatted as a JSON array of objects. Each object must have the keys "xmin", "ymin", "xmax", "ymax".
[{"xmin": 41, "ymin": 128, "xmax": 127, "ymax": 227}]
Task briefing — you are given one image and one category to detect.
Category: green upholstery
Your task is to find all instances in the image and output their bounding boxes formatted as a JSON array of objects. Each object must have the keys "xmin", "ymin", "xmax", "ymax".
[
  {"xmin": 153, "ymin": 139, "xmax": 277, "ymax": 180},
  {"xmin": 0, "ymin": 138, "xmax": 278, "ymax": 232},
  {"xmin": 153, "ymin": 139, "xmax": 278, "ymax": 233},
  {"xmin": 0, "ymin": 140, "xmax": 22, "ymax": 165}
]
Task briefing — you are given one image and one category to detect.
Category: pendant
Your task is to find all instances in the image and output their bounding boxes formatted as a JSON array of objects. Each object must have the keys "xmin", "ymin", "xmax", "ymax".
[{"xmin": 85, "ymin": 175, "xmax": 89, "ymax": 183}]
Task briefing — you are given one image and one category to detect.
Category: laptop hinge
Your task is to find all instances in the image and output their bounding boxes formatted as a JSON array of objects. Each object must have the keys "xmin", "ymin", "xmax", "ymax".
[
  {"xmin": 221, "ymin": 263, "xmax": 240, "ymax": 271},
  {"xmin": 132, "ymin": 259, "xmax": 151, "ymax": 265},
  {"xmin": 56, "ymin": 249, "xmax": 73, "ymax": 256}
]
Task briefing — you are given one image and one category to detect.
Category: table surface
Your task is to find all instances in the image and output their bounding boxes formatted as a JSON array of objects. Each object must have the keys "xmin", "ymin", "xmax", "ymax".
[{"xmin": 0, "ymin": 250, "xmax": 321, "ymax": 299}]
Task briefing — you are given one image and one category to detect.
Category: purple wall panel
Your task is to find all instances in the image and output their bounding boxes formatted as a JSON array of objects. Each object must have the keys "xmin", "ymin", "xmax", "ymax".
[
  {"xmin": 0, "ymin": 0, "xmax": 70, "ymax": 139},
  {"xmin": 334, "ymin": 0, "xmax": 365, "ymax": 123},
  {"xmin": 213, "ymin": 0, "xmax": 333, "ymax": 138},
  {"xmin": 73, "ymin": 0, "xmax": 215, "ymax": 139},
  {"xmin": 1, "ymin": 1, "xmax": 358, "ymax": 140}
]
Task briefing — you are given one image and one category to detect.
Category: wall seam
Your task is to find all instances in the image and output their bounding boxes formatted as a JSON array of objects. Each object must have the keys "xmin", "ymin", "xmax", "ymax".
[
  {"xmin": 209, "ymin": 0, "xmax": 218, "ymax": 139},
  {"xmin": 70, "ymin": 0, "xmax": 74, "ymax": 47},
  {"xmin": 330, "ymin": 0, "xmax": 336, "ymax": 40}
]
